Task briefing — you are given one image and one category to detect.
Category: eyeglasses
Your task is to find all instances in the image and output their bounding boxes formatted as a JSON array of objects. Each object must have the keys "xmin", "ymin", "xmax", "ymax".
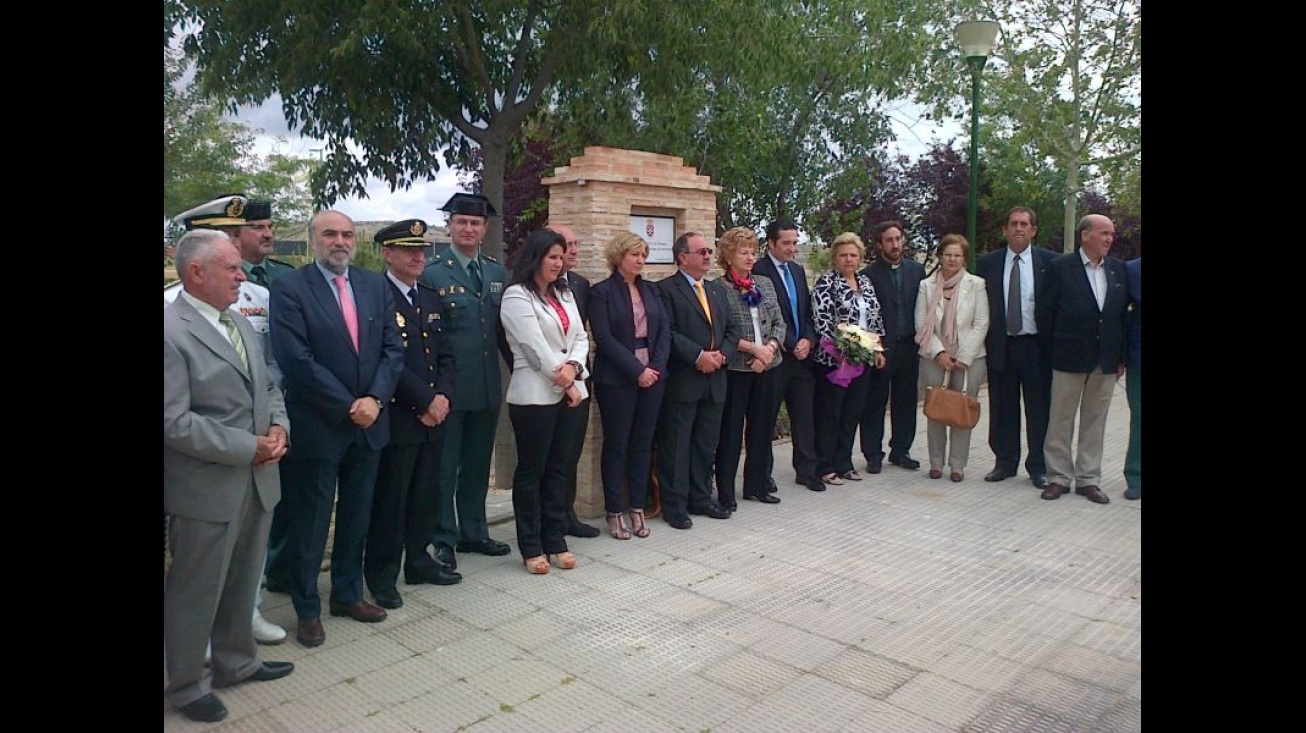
[{"xmin": 694, "ymin": 248, "xmax": 714, "ymax": 256}]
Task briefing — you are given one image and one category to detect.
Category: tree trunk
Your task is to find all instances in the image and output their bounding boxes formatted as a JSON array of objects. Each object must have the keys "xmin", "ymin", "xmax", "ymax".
[
  {"xmin": 480, "ymin": 136, "xmax": 509, "ymax": 262},
  {"xmin": 1061, "ymin": 159, "xmax": 1080, "ymax": 253}
]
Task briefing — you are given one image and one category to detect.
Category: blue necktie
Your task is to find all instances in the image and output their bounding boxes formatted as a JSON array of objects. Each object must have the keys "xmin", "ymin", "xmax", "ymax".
[{"xmin": 782, "ymin": 262, "xmax": 799, "ymax": 323}]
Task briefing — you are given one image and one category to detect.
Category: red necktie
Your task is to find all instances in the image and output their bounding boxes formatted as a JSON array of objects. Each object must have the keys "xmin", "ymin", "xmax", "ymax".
[{"xmin": 334, "ymin": 275, "xmax": 360, "ymax": 352}]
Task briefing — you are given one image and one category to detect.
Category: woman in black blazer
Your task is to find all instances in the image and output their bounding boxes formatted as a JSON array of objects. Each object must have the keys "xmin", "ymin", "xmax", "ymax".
[{"xmin": 589, "ymin": 232, "xmax": 671, "ymax": 539}]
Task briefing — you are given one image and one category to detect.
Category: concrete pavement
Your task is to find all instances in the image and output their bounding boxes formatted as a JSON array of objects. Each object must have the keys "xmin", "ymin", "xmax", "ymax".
[{"xmin": 165, "ymin": 381, "xmax": 1140, "ymax": 732}]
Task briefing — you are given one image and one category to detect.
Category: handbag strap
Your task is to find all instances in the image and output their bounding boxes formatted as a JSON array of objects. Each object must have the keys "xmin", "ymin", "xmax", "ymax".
[{"xmin": 938, "ymin": 368, "xmax": 968, "ymax": 392}]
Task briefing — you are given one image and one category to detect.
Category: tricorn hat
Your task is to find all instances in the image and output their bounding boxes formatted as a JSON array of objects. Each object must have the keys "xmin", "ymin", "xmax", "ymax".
[
  {"xmin": 375, "ymin": 219, "xmax": 431, "ymax": 248},
  {"xmin": 243, "ymin": 199, "xmax": 273, "ymax": 221},
  {"xmin": 439, "ymin": 192, "xmax": 498, "ymax": 218}
]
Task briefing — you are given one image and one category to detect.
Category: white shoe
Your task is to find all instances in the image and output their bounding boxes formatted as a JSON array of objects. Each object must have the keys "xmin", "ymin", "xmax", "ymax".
[{"xmin": 252, "ymin": 609, "xmax": 287, "ymax": 645}]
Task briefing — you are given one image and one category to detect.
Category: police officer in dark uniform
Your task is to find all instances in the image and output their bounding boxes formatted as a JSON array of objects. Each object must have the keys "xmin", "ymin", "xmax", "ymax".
[
  {"xmin": 364, "ymin": 220, "xmax": 461, "ymax": 610},
  {"xmin": 418, "ymin": 193, "xmax": 512, "ymax": 561},
  {"xmin": 232, "ymin": 199, "xmax": 296, "ymax": 287}
]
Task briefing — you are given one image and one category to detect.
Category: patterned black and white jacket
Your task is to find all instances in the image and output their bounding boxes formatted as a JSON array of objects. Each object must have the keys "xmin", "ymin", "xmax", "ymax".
[{"xmin": 809, "ymin": 270, "xmax": 886, "ymax": 369}]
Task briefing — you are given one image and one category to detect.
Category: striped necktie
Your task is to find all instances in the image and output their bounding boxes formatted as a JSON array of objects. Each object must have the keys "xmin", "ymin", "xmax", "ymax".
[{"xmin": 218, "ymin": 311, "xmax": 249, "ymax": 370}]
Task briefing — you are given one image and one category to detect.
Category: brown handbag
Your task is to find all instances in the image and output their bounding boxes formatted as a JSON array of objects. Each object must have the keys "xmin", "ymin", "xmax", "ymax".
[{"xmin": 922, "ymin": 369, "xmax": 981, "ymax": 429}]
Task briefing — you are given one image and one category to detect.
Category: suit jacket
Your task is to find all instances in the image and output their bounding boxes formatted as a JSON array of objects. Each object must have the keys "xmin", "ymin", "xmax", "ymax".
[
  {"xmin": 860, "ymin": 257, "xmax": 924, "ymax": 346},
  {"xmin": 752, "ymin": 255, "xmax": 816, "ymax": 352},
  {"xmin": 562, "ymin": 270, "xmax": 590, "ymax": 324},
  {"xmin": 270, "ymin": 263, "xmax": 403, "ymax": 458},
  {"xmin": 1036, "ymin": 252, "xmax": 1129, "ymax": 374},
  {"xmin": 164, "ymin": 295, "xmax": 287, "ymax": 522},
  {"xmin": 720, "ymin": 275, "xmax": 785, "ymax": 371},
  {"xmin": 976, "ymin": 245, "xmax": 1057, "ymax": 372},
  {"xmin": 1126, "ymin": 258, "xmax": 1141, "ymax": 374},
  {"xmin": 589, "ymin": 274, "xmax": 670, "ymax": 387},
  {"xmin": 501, "ymin": 283, "xmax": 590, "ymax": 405},
  {"xmin": 658, "ymin": 272, "xmax": 740, "ymax": 403},
  {"xmin": 914, "ymin": 272, "xmax": 989, "ymax": 367},
  {"xmin": 419, "ymin": 249, "xmax": 507, "ymax": 412},
  {"xmin": 386, "ymin": 280, "xmax": 457, "ymax": 445}
]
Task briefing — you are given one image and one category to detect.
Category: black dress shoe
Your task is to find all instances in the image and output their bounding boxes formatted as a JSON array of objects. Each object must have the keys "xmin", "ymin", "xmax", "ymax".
[
  {"xmin": 1029, "ymin": 473, "xmax": 1050, "ymax": 489},
  {"xmin": 434, "ymin": 544, "xmax": 458, "ymax": 571},
  {"xmin": 866, "ymin": 460, "xmax": 883, "ymax": 474},
  {"xmin": 1123, "ymin": 486, "xmax": 1141, "ymax": 501},
  {"xmin": 178, "ymin": 693, "xmax": 228, "ymax": 723},
  {"xmin": 665, "ymin": 515, "xmax": 693, "ymax": 530},
  {"xmin": 264, "ymin": 576, "xmax": 290, "ymax": 594},
  {"xmin": 722, "ymin": 502, "xmax": 738, "ymax": 512},
  {"xmin": 456, "ymin": 539, "xmax": 512, "ymax": 556},
  {"xmin": 745, "ymin": 492, "xmax": 781, "ymax": 504},
  {"xmin": 690, "ymin": 505, "xmax": 731, "ymax": 520},
  {"xmin": 406, "ymin": 563, "xmax": 462, "ymax": 586},
  {"xmin": 297, "ymin": 617, "xmax": 325, "ymax": 647},
  {"xmin": 216, "ymin": 660, "xmax": 297, "ymax": 688},
  {"xmin": 766, "ymin": 481, "xmax": 779, "ymax": 494},
  {"xmin": 803, "ymin": 477, "xmax": 827, "ymax": 492},
  {"xmin": 372, "ymin": 589, "xmax": 404, "ymax": 609},
  {"xmin": 329, "ymin": 599, "xmax": 388, "ymax": 622},
  {"xmin": 984, "ymin": 467, "xmax": 1017, "ymax": 482},
  {"xmin": 1041, "ymin": 483, "xmax": 1070, "ymax": 500},
  {"xmin": 889, "ymin": 454, "xmax": 921, "ymax": 470},
  {"xmin": 1075, "ymin": 485, "xmax": 1110, "ymax": 504},
  {"xmin": 566, "ymin": 521, "xmax": 601, "ymax": 538}
]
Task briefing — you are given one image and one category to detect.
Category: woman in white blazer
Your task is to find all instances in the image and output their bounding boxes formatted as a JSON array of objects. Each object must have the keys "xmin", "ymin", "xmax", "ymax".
[
  {"xmin": 500, "ymin": 229, "xmax": 590, "ymax": 574},
  {"xmin": 915, "ymin": 234, "xmax": 989, "ymax": 482}
]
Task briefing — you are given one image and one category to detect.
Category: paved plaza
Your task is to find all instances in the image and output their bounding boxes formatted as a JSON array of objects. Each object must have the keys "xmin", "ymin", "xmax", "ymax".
[{"xmin": 165, "ymin": 382, "xmax": 1141, "ymax": 732}]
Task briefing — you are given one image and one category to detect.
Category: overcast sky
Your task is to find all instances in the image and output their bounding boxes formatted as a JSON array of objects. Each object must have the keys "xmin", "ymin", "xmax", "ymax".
[{"xmin": 235, "ymin": 97, "xmax": 959, "ymax": 225}]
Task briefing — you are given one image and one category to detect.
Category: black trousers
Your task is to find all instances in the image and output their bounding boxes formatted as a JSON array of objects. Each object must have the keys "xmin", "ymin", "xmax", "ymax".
[
  {"xmin": 508, "ymin": 400, "xmax": 582, "ymax": 559},
  {"xmin": 364, "ymin": 433, "xmax": 446, "ymax": 595},
  {"xmin": 655, "ymin": 396, "xmax": 724, "ymax": 521},
  {"xmin": 561, "ymin": 386, "xmax": 591, "ymax": 523},
  {"xmin": 595, "ymin": 381, "xmax": 666, "ymax": 515},
  {"xmin": 987, "ymin": 335, "xmax": 1051, "ymax": 475},
  {"xmin": 814, "ymin": 364, "xmax": 871, "ymax": 476},
  {"xmin": 860, "ymin": 337, "xmax": 920, "ymax": 462},
  {"xmin": 716, "ymin": 368, "xmax": 781, "ymax": 504},
  {"xmin": 764, "ymin": 354, "xmax": 818, "ymax": 482}
]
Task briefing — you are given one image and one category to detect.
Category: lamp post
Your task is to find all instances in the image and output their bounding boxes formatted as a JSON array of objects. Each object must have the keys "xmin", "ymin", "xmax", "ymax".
[{"xmin": 955, "ymin": 20, "xmax": 1000, "ymax": 272}]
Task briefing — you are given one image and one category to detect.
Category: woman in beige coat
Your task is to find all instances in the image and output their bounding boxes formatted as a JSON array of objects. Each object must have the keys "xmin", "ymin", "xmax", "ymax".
[{"xmin": 915, "ymin": 234, "xmax": 989, "ymax": 482}]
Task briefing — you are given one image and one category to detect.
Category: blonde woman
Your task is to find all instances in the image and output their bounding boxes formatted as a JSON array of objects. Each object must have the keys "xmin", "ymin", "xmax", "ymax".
[{"xmin": 915, "ymin": 234, "xmax": 989, "ymax": 482}]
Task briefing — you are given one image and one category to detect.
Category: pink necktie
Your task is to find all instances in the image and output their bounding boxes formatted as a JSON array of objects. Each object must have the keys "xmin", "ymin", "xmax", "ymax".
[{"xmin": 334, "ymin": 275, "xmax": 360, "ymax": 352}]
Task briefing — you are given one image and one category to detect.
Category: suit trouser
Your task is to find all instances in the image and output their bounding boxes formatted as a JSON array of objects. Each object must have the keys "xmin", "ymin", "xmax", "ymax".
[
  {"xmin": 281, "ymin": 443, "xmax": 380, "ymax": 619},
  {"xmin": 1124, "ymin": 370, "xmax": 1141, "ymax": 489},
  {"xmin": 1044, "ymin": 369, "xmax": 1117, "ymax": 488},
  {"xmin": 434, "ymin": 405, "xmax": 501, "ymax": 548},
  {"xmin": 508, "ymin": 400, "xmax": 581, "ymax": 558},
  {"xmin": 595, "ymin": 381, "xmax": 665, "ymax": 515},
  {"xmin": 860, "ymin": 337, "xmax": 920, "ymax": 462},
  {"xmin": 919, "ymin": 357, "xmax": 988, "ymax": 471},
  {"xmin": 561, "ymin": 391, "xmax": 591, "ymax": 523},
  {"xmin": 365, "ymin": 434, "xmax": 445, "ymax": 596},
  {"xmin": 764, "ymin": 353, "xmax": 818, "ymax": 482},
  {"xmin": 165, "ymin": 480, "xmax": 269, "ymax": 707},
  {"xmin": 987, "ymin": 335, "xmax": 1051, "ymax": 475},
  {"xmin": 716, "ymin": 368, "xmax": 781, "ymax": 503},
  {"xmin": 814, "ymin": 365, "xmax": 871, "ymax": 476},
  {"xmin": 656, "ymin": 396, "xmax": 724, "ymax": 521}
]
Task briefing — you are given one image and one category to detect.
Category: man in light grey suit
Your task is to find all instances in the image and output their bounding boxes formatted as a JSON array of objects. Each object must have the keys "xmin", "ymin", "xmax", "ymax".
[{"xmin": 164, "ymin": 229, "xmax": 296, "ymax": 723}]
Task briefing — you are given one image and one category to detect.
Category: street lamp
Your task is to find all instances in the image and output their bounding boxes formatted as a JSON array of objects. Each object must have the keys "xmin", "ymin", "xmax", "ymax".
[{"xmin": 955, "ymin": 20, "xmax": 1000, "ymax": 272}]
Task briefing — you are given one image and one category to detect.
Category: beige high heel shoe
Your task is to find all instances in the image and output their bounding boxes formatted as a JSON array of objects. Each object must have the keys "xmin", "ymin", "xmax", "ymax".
[
  {"xmin": 628, "ymin": 509, "xmax": 651, "ymax": 538},
  {"xmin": 606, "ymin": 513, "xmax": 631, "ymax": 540},
  {"xmin": 523, "ymin": 555, "xmax": 550, "ymax": 574},
  {"xmin": 549, "ymin": 552, "xmax": 577, "ymax": 570}
]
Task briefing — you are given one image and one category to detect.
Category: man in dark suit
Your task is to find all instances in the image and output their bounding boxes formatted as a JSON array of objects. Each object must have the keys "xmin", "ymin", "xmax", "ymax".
[
  {"xmin": 1036, "ymin": 214, "xmax": 1128, "ymax": 504},
  {"xmin": 419, "ymin": 193, "xmax": 512, "ymax": 560},
  {"xmin": 270, "ymin": 209, "xmax": 404, "ymax": 647},
  {"xmin": 752, "ymin": 219, "xmax": 823, "ymax": 493},
  {"xmin": 548, "ymin": 223, "xmax": 601, "ymax": 538},
  {"xmin": 165, "ymin": 229, "xmax": 294, "ymax": 722},
  {"xmin": 656, "ymin": 232, "xmax": 740, "ymax": 529},
  {"xmin": 1123, "ymin": 257, "xmax": 1141, "ymax": 501},
  {"xmin": 364, "ymin": 220, "xmax": 461, "ymax": 612},
  {"xmin": 859, "ymin": 220, "xmax": 926, "ymax": 473},
  {"xmin": 976, "ymin": 206, "xmax": 1057, "ymax": 489}
]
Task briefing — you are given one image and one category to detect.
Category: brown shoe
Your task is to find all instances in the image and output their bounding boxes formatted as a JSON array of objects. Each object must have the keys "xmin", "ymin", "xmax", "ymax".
[
  {"xmin": 1075, "ymin": 485, "xmax": 1110, "ymax": 504},
  {"xmin": 296, "ymin": 617, "xmax": 325, "ymax": 647},
  {"xmin": 1041, "ymin": 483, "xmax": 1070, "ymax": 500},
  {"xmin": 928, "ymin": 468, "xmax": 943, "ymax": 480},
  {"xmin": 328, "ymin": 599, "xmax": 388, "ymax": 623},
  {"xmin": 950, "ymin": 470, "xmax": 964, "ymax": 483}
]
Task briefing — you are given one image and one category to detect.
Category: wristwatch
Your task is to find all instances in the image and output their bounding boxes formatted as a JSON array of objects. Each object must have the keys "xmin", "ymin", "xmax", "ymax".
[
  {"xmin": 371, "ymin": 396, "xmax": 385, "ymax": 411},
  {"xmin": 566, "ymin": 360, "xmax": 585, "ymax": 379}
]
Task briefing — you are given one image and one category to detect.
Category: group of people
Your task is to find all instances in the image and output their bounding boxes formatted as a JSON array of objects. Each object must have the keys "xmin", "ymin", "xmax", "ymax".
[{"xmin": 164, "ymin": 193, "xmax": 1141, "ymax": 723}]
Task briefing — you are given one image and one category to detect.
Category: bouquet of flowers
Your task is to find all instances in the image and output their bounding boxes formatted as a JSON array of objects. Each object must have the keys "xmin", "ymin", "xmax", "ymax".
[{"xmin": 820, "ymin": 323, "xmax": 884, "ymax": 387}]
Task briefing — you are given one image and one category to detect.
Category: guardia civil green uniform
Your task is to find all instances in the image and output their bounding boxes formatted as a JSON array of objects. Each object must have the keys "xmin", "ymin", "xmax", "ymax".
[
  {"xmin": 242, "ymin": 257, "xmax": 296, "ymax": 287},
  {"xmin": 418, "ymin": 194, "xmax": 510, "ymax": 555}
]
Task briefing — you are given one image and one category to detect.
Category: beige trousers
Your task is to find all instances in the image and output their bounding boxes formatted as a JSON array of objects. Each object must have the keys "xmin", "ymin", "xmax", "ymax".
[
  {"xmin": 919, "ymin": 357, "xmax": 987, "ymax": 471},
  {"xmin": 1044, "ymin": 370, "xmax": 1118, "ymax": 487}
]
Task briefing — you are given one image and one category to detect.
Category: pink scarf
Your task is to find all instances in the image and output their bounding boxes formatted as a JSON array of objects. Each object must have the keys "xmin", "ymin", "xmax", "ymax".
[{"xmin": 917, "ymin": 270, "xmax": 964, "ymax": 355}]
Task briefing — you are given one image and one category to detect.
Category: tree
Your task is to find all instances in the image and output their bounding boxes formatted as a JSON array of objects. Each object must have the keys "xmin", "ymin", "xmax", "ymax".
[{"xmin": 980, "ymin": 0, "xmax": 1142, "ymax": 251}]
